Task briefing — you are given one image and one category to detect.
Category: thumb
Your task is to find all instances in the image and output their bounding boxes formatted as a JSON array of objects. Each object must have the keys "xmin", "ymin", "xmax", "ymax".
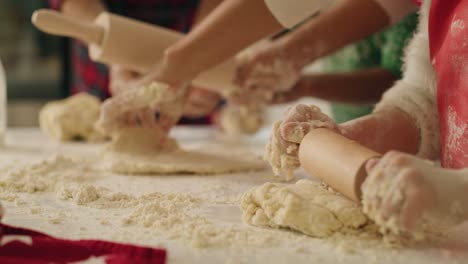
[
  {"xmin": 365, "ymin": 158, "xmax": 380, "ymax": 174},
  {"xmin": 279, "ymin": 122, "xmax": 316, "ymax": 143}
]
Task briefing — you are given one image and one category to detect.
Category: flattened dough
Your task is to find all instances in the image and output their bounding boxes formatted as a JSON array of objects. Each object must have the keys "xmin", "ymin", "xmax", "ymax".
[
  {"xmin": 240, "ymin": 179, "xmax": 367, "ymax": 237},
  {"xmin": 102, "ymin": 128, "xmax": 266, "ymax": 174}
]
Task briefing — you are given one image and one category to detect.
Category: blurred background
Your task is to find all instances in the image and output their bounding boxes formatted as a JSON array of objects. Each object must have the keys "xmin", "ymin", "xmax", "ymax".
[
  {"xmin": 0, "ymin": 0, "xmax": 330, "ymax": 129},
  {"xmin": 1, "ymin": 0, "xmax": 69, "ymax": 127}
]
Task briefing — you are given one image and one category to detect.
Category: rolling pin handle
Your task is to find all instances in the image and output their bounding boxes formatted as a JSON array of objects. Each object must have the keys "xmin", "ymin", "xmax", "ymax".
[
  {"xmin": 31, "ymin": 9, "xmax": 104, "ymax": 45},
  {"xmin": 298, "ymin": 128, "xmax": 381, "ymax": 202}
]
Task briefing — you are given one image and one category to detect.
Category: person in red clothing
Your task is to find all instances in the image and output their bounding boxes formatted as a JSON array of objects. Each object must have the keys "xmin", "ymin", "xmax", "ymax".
[
  {"xmin": 273, "ymin": 0, "xmax": 468, "ymax": 234},
  {"xmin": 49, "ymin": 0, "xmax": 223, "ymax": 124}
]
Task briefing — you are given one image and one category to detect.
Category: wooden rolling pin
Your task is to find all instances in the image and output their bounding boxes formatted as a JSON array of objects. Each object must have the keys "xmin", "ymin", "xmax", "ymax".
[
  {"xmin": 298, "ymin": 128, "xmax": 381, "ymax": 202},
  {"xmin": 31, "ymin": 9, "xmax": 237, "ymax": 95}
]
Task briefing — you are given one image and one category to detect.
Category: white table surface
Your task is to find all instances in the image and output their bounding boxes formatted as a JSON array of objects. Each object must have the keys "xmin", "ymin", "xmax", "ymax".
[{"xmin": 0, "ymin": 127, "xmax": 467, "ymax": 264}]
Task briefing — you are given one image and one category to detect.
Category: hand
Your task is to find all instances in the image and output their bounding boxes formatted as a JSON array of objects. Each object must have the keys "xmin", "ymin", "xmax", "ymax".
[
  {"xmin": 233, "ymin": 40, "xmax": 302, "ymax": 104},
  {"xmin": 97, "ymin": 82, "xmax": 187, "ymax": 137},
  {"xmin": 183, "ymin": 86, "xmax": 221, "ymax": 118},
  {"xmin": 362, "ymin": 151, "xmax": 440, "ymax": 233},
  {"xmin": 278, "ymin": 104, "xmax": 338, "ymax": 145},
  {"xmin": 265, "ymin": 104, "xmax": 337, "ymax": 180},
  {"xmin": 109, "ymin": 65, "xmax": 141, "ymax": 96}
]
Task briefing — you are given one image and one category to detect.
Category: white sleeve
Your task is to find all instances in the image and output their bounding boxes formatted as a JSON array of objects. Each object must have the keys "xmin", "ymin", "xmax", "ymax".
[
  {"xmin": 374, "ymin": 0, "xmax": 440, "ymax": 160},
  {"xmin": 373, "ymin": 0, "xmax": 419, "ymax": 24},
  {"xmin": 264, "ymin": 0, "xmax": 328, "ymax": 28}
]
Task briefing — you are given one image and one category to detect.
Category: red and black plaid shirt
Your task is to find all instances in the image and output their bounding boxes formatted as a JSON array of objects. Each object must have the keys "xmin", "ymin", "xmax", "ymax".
[{"xmin": 49, "ymin": 0, "xmax": 214, "ymax": 124}]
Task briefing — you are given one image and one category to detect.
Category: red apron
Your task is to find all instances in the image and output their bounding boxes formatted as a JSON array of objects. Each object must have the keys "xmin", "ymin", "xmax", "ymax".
[{"xmin": 429, "ymin": 0, "xmax": 468, "ymax": 168}]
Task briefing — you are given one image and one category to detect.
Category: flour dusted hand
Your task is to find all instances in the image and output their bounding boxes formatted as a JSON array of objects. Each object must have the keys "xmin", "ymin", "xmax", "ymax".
[
  {"xmin": 362, "ymin": 151, "xmax": 468, "ymax": 238},
  {"xmin": 97, "ymin": 82, "xmax": 186, "ymax": 138},
  {"xmin": 233, "ymin": 40, "xmax": 301, "ymax": 105},
  {"xmin": 265, "ymin": 104, "xmax": 337, "ymax": 181}
]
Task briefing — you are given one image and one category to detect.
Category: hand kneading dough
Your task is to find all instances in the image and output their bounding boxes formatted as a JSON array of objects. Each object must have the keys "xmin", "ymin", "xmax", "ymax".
[
  {"xmin": 101, "ymin": 82, "xmax": 266, "ymax": 175},
  {"xmin": 240, "ymin": 180, "xmax": 367, "ymax": 237},
  {"xmin": 39, "ymin": 93, "xmax": 106, "ymax": 141},
  {"xmin": 102, "ymin": 128, "xmax": 266, "ymax": 174}
]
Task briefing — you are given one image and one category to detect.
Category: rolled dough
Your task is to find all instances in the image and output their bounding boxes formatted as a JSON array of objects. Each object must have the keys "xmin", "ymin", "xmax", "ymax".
[
  {"xmin": 240, "ymin": 179, "xmax": 367, "ymax": 237},
  {"xmin": 100, "ymin": 82, "xmax": 266, "ymax": 175},
  {"xmin": 39, "ymin": 93, "xmax": 106, "ymax": 142},
  {"xmin": 101, "ymin": 128, "xmax": 266, "ymax": 175}
]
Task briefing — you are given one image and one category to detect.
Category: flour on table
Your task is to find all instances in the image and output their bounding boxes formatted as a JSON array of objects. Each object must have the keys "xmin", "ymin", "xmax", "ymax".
[
  {"xmin": 240, "ymin": 179, "xmax": 368, "ymax": 238},
  {"xmin": 39, "ymin": 93, "xmax": 106, "ymax": 142},
  {"xmin": 0, "ymin": 155, "xmax": 409, "ymax": 253},
  {"xmin": 101, "ymin": 128, "xmax": 266, "ymax": 175}
]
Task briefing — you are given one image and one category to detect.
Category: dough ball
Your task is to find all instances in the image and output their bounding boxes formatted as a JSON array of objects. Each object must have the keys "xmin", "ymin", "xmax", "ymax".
[
  {"xmin": 39, "ymin": 93, "xmax": 106, "ymax": 142},
  {"xmin": 240, "ymin": 180, "xmax": 367, "ymax": 237},
  {"xmin": 219, "ymin": 106, "xmax": 263, "ymax": 136}
]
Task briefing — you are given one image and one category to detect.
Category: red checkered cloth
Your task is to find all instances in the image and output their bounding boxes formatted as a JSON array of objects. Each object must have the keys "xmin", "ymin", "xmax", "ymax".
[{"xmin": 0, "ymin": 223, "xmax": 166, "ymax": 264}]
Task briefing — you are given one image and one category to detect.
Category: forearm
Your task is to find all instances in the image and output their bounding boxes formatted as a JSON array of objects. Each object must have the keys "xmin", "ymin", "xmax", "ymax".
[
  {"xmin": 192, "ymin": 0, "xmax": 224, "ymax": 27},
  {"xmin": 339, "ymin": 107, "xmax": 420, "ymax": 155},
  {"xmin": 278, "ymin": 0, "xmax": 390, "ymax": 68},
  {"xmin": 296, "ymin": 67, "xmax": 396, "ymax": 103},
  {"xmin": 160, "ymin": 0, "xmax": 283, "ymax": 83},
  {"xmin": 61, "ymin": 0, "xmax": 106, "ymax": 21}
]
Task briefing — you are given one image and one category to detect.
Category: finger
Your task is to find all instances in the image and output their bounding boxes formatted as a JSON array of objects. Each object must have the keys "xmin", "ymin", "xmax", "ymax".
[
  {"xmin": 380, "ymin": 173, "xmax": 406, "ymax": 220},
  {"xmin": 365, "ymin": 158, "xmax": 381, "ymax": 174},
  {"xmin": 400, "ymin": 188, "xmax": 426, "ymax": 231},
  {"xmin": 397, "ymin": 172, "xmax": 430, "ymax": 230},
  {"xmin": 279, "ymin": 122, "xmax": 308, "ymax": 143}
]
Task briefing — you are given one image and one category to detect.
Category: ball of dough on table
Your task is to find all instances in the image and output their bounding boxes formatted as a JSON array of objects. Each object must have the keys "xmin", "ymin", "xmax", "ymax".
[
  {"xmin": 219, "ymin": 106, "xmax": 263, "ymax": 136},
  {"xmin": 39, "ymin": 93, "xmax": 106, "ymax": 142}
]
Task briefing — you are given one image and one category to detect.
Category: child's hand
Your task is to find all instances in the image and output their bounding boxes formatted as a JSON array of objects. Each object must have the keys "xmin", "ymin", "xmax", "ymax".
[
  {"xmin": 362, "ymin": 151, "xmax": 439, "ymax": 233},
  {"xmin": 278, "ymin": 104, "xmax": 338, "ymax": 145},
  {"xmin": 233, "ymin": 41, "xmax": 301, "ymax": 104},
  {"xmin": 109, "ymin": 65, "xmax": 141, "ymax": 96},
  {"xmin": 97, "ymin": 82, "xmax": 186, "ymax": 137},
  {"xmin": 183, "ymin": 87, "xmax": 221, "ymax": 118},
  {"xmin": 265, "ymin": 104, "xmax": 337, "ymax": 180}
]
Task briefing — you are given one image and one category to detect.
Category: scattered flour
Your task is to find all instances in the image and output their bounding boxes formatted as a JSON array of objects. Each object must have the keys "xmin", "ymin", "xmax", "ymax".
[{"xmin": 0, "ymin": 155, "xmax": 391, "ymax": 253}]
